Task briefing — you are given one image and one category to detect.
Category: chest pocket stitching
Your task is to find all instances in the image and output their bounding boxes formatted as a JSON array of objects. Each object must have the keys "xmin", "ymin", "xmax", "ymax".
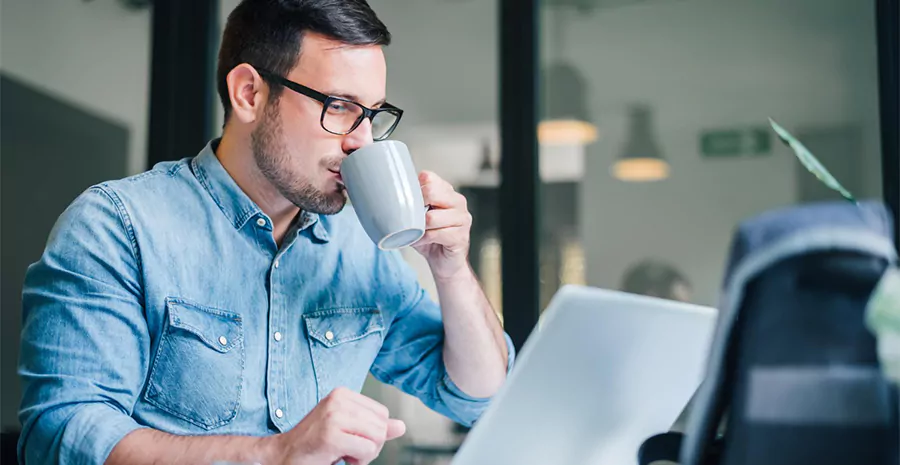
[
  {"xmin": 304, "ymin": 308, "xmax": 386, "ymax": 348},
  {"xmin": 144, "ymin": 297, "xmax": 245, "ymax": 430},
  {"xmin": 165, "ymin": 298, "xmax": 242, "ymax": 352},
  {"xmin": 303, "ymin": 308, "xmax": 386, "ymax": 401}
]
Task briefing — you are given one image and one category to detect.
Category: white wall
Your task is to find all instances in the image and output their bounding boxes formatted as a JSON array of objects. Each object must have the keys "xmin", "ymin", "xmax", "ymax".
[{"xmin": 1, "ymin": 0, "xmax": 152, "ymax": 430}]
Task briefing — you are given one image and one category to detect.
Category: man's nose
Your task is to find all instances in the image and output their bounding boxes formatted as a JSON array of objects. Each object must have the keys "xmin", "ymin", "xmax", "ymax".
[{"xmin": 342, "ymin": 118, "xmax": 374, "ymax": 154}]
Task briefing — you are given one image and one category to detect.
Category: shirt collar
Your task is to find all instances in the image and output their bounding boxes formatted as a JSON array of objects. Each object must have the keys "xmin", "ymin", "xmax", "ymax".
[
  {"xmin": 297, "ymin": 211, "xmax": 331, "ymax": 242},
  {"xmin": 191, "ymin": 139, "xmax": 331, "ymax": 242}
]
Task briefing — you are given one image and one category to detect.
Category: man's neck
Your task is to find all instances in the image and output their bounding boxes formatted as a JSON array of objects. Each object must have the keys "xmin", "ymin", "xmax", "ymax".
[{"xmin": 215, "ymin": 133, "xmax": 299, "ymax": 245}]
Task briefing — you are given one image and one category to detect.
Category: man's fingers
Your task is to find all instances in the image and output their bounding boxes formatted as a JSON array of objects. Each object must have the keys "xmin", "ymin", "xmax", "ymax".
[
  {"xmin": 333, "ymin": 388, "xmax": 390, "ymax": 420},
  {"xmin": 420, "ymin": 171, "xmax": 464, "ymax": 209},
  {"xmin": 335, "ymin": 409, "xmax": 387, "ymax": 444},
  {"xmin": 414, "ymin": 228, "xmax": 467, "ymax": 251},
  {"xmin": 323, "ymin": 388, "xmax": 404, "ymax": 463},
  {"xmin": 386, "ymin": 419, "xmax": 407, "ymax": 441},
  {"xmin": 425, "ymin": 208, "xmax": 469, "ymax": 231},
  {"xmin": 332, "ymin": 432, "xmax": 379, "ymax": 465}
]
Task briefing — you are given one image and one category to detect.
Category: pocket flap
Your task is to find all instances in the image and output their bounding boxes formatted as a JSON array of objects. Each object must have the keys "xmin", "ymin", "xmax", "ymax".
[
  {"xmin": 305, "ymin": 308, "xmax": 385, "ymax": 348},
  {"xmin": 166, "ymin": 298, "xmax": 243, "ymax": 353}
]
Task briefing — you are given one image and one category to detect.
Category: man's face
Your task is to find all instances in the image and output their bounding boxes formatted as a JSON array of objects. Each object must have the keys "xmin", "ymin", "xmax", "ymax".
[
  {"xmin": 670, "ymin": 281, "xmax": 692, "ymax": 303},
  {"xmin": 251, "ymin": 33, "xmax": 387, "ymax": 215}
]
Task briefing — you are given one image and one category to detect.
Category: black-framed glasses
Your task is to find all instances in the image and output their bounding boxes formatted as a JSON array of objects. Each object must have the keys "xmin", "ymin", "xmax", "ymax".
[{"xmin": 256, "ymin": 69, "xmax": 403, "ymax": 141}]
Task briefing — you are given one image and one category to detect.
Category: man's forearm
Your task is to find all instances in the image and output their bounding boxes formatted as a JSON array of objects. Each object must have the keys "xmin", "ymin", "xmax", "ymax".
[
  {"xmin": 107, "ymin": 428, "xmax": 276, "ymax": 465},
  {"xmin": 434, "ymin": 265, "xmax": 509, "ymax": 398}
]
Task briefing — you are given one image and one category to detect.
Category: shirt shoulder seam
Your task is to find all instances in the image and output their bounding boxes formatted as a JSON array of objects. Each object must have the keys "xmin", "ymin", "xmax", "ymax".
[{"xmin": 91, "ymin": 185, "xmax": 145, "ymax": 278}]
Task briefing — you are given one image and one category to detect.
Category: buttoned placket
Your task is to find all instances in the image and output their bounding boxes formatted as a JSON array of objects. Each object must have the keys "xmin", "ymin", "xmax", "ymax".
[{"xmin": 259, "ymin": 213, "xmax": 315, "ymax": 430}]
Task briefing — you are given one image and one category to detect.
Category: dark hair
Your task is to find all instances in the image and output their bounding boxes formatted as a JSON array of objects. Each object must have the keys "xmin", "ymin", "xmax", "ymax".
[
  {"xmin": 216, "ymin": 0, "xmax": 391, "ymax": 121},
  {"xmin": 620, "ymin": 259, "xmax": 691, "ymax": 299}
]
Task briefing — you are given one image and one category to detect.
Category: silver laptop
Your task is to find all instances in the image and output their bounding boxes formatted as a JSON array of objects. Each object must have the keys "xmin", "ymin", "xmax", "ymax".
[{"xmin": 451, "ymin": 285, "xmax": 717, "ymax": 465}]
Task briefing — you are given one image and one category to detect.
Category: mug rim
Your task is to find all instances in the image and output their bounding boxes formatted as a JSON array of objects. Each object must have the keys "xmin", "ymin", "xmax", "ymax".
[
  {"xmin": 356, "ymin": 139, "xmax": 407, "ymax": 150},
  {"xmin": 377, "ymin": 227, "xmax": 425, "ymax": 250},
  {"xmin": 343, "ymin": 140, "xmax": 408, "ymax": 162}
]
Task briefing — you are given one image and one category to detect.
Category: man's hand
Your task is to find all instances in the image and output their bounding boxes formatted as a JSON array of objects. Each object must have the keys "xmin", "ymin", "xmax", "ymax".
[
  {"xmin": 264, "ymin": 387, "xmax": 406, "ymax": 465},
  {"xmin": 413, "ymin": 171, "xmax": 473, "ymax": 281}
]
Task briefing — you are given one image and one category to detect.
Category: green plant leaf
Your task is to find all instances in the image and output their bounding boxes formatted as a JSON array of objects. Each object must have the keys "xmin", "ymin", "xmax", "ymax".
[{"xmin": 769, "ymin": 117, "xmax": 856, "ymax": 203}]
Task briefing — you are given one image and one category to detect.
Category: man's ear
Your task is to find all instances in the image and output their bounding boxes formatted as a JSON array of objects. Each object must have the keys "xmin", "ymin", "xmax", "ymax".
[{"xmin": 226, "ymin": 64, "xmax": 268, "ymax": 124}]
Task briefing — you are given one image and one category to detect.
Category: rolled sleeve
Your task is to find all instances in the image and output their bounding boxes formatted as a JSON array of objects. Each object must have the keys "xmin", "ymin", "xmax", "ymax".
[
  {"xmin": 441, "ymin": 332, "xmax": 516, "ymax": 402},
  {"xmin": 18, "ymin": 186, "xmax": 149, "ymax": 465},
  {"xmin": 21, "ymin": 403, "xmax": 145, "ymax": 465},
  {"xmin": 370, "ymin": 253, "xmax": 516, "ymax": 426}
]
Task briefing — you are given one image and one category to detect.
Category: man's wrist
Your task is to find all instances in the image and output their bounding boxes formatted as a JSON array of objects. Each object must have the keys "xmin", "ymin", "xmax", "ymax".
[
  {"xmin": 254, "ymin": 434, "xmax": 285, "ymax": 465},
  {"xmin": 431, "ymin": 260, "xmax": 475, "ymax": 286}
]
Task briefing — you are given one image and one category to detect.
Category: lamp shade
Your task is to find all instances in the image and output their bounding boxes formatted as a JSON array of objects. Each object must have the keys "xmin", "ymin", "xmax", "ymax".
[
  {"xmin": 539, "ymin": 61, "xmax": 599, "ymax": 145},
  {"xmin": 612, "ymin": 105, "xmax": 669, "ymax": 181},
  {"xmin": 471, "ymin": 139, "xmax": 499, "ymax": 187}
]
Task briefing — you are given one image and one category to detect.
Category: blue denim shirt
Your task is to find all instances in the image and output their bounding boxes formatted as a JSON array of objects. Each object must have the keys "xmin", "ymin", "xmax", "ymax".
[{"xmin": 18, "ymin": 140, "xmax": 515, "ymax": 465}]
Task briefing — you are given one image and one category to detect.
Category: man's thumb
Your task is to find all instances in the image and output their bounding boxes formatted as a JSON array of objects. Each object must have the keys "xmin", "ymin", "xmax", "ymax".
[{"xmin": 386, "ymin": 418, "xmax": 407, "ymax": 440}]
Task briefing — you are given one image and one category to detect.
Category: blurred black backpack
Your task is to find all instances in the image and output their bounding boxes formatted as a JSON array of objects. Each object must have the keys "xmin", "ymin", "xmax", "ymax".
[{"xmin": 640, "ymin": 201, "xmax": 899, "ymax": 465}]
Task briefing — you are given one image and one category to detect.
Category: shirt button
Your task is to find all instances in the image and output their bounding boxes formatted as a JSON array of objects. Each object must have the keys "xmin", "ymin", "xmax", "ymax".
[
  {"xmin": 274, "ymin": 259, "xmax": 279, "ymax": 269},
  {"xmin": 325, "ymin": 330, "xmax": 335, "ymax": 341},
  {"xmin": 274, "ymin": 331, "xmax": 283, "ymax": 342},
  {"xmin": 256, "ymin": 218, "xmax": 266, "ymax": 227},
  {"xmin": 218, "ymin": 336, "xmax": 228, "ymax": 346},
  {"xmin": 275, "ymin": 408, "xmax": 284, "ymax": 418}
]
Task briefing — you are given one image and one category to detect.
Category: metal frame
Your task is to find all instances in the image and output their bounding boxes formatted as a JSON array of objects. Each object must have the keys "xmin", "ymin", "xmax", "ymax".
[
  {"xmin": 499, "ymin": 0, "xmax": 541, "ymax": 351},
  {"xmin": 877, "ymin": 0, "xmax": 899, "ymax": 247},
  {"xmin": 147, "ymin": 0, "xmax": 218, "ymax": 168}
]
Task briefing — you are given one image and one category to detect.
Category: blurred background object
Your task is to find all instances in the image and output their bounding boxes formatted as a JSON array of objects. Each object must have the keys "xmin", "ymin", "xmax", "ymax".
[{"xmin": 620, "ymin": 259, "xmax": 692, "ymax": 302}]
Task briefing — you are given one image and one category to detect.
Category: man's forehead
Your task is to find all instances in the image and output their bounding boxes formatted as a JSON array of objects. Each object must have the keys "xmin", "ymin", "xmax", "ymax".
[{"xmin": 290, "ymin": 33, "xmax": 387, "ymax": 105}]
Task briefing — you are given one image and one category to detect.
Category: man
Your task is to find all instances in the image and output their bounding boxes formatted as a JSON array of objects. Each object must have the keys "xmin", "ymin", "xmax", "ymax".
[
  {"xmin": 620, "ymin": 259, "xmax": 693, "ymax": 303},
  {"xmin": 18, "ymin": 1, "xmax": 513, "ymax": 464}
]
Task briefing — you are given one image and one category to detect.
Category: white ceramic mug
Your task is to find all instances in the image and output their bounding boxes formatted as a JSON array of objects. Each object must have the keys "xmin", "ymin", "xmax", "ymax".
[{"xmin": 340, "ymin": 140, "xmax": 426, "ymax": 250}]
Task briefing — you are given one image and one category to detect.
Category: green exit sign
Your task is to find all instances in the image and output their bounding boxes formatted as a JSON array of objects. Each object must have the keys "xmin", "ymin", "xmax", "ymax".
[{"xmin": 700, "ymin": 127, "xmax": 771, "ymax": 157}]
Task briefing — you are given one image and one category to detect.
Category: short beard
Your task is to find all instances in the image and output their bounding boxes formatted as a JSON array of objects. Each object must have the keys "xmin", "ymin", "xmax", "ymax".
[{"xmin": 250, "ymin": 99, "xmax": 347, "ymax": 215}]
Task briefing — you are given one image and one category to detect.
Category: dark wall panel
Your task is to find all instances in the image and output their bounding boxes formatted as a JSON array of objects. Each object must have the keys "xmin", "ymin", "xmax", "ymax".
[{"xmin": 0, "ymin": 73, "xmax": 129, "ymax": 432}]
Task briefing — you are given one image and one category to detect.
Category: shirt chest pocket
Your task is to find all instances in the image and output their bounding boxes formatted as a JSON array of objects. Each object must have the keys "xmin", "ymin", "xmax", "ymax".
[
  {"xmin": 144, "ymin": 298, "xmax": 245, "ymax": 430},
  {"xmin": 304, "ymin": 308, "xmax": 385, "ymax": 400}
]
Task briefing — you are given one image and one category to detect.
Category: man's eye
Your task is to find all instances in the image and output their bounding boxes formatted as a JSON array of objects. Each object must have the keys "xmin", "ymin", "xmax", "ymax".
[{"xmin": 329, "ymin": 102, "xmax": 349, "ymax": 112}]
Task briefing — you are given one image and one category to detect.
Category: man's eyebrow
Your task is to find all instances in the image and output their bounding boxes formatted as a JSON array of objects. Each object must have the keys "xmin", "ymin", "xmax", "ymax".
[{"xmin": 325, "ymin": 91, "xmax": 387, "ymax": 108}]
